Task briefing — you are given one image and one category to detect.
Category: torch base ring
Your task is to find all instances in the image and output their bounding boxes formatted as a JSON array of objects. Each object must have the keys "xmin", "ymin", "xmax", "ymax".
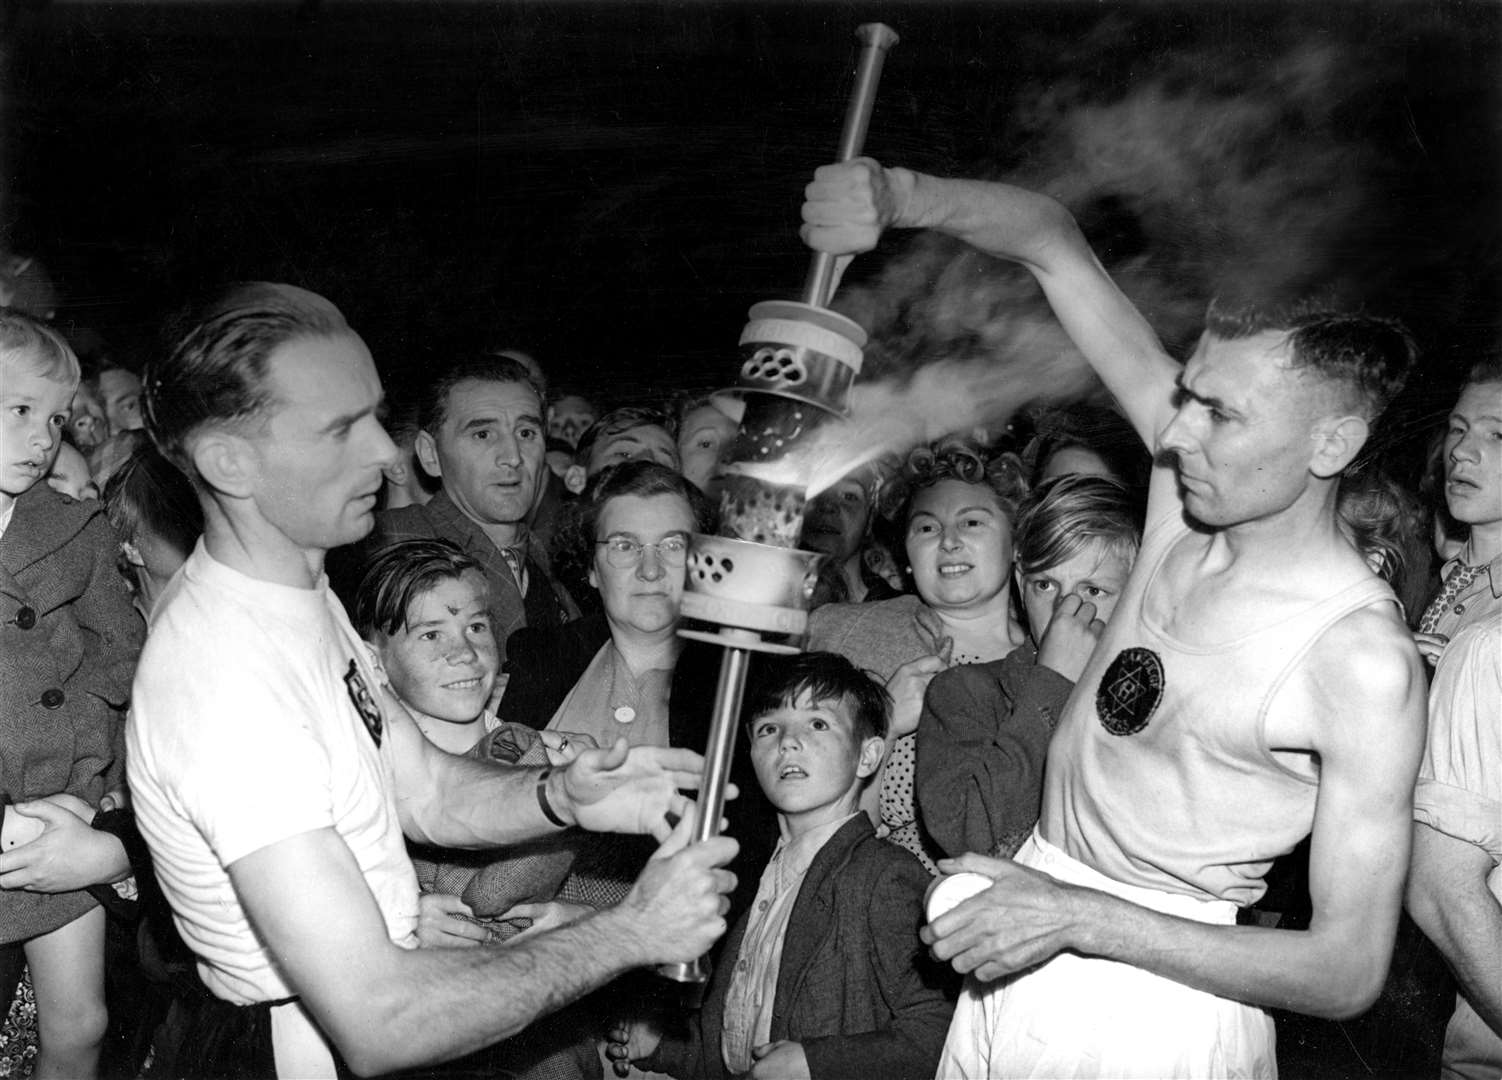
[{"xmin": 678, "ymin": 626, "xmax": 801, "ymax": 656}]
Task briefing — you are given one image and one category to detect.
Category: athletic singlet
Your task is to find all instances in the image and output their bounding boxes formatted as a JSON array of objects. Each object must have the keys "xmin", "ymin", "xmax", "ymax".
[{"xmin": 1041, "ymin": 512, "xmax": 1397, "ymax": 906}]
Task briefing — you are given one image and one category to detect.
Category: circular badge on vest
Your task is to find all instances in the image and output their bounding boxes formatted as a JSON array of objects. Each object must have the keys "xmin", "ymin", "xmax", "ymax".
[{"xmin": 1096, "ymin": 646, "xmax": 1165, "ymax": 736}]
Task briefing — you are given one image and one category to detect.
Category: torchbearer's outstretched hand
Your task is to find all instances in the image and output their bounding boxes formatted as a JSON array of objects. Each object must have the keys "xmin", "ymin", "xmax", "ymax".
[
  {"xmin": 922, "ymin": 852, "xmax": 1090, "ymax": 984},
  {"xmin": 800, "ymin": 158, "xmax": 916, "ymax": 255},
  {"xmin": 608, "ymin": 808, "xmax": 738, "ymax": 967},
  {"xmin": 557, "ymin": 738, "xmax": 721, "ymax": 841}
]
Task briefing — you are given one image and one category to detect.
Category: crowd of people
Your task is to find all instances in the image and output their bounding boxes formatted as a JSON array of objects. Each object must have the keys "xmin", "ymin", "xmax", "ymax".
[{"xmin": 0, "ymin": 154, "xmax": 1496, "ymax": 1080}]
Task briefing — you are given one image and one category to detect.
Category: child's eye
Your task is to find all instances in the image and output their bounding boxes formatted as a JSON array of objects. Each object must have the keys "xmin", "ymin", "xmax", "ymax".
[
  {"xmin": 811, "ymin": 718, "xmax": 829, "ymax": 731},
  {"xmin": 753, "ymin": 723, "xmax": 776, "ymax": 739},
  {"xmin": 1082, "ymin": 585, "xmax": 1109, "ymax": 599},
  {"xmin": 1029, "ymin": 579, "xmax": 1056, "ymax": 593},
  {"xmin": 419, "ymin": 630, "xmax": 440, "ymax": 642},
  {"xmin": 12, "ymin": 404, "xmax": 28, "ymax": 418},
  {"xmin": 468, "ymin": 621, "xmax": 491, "ymax": 635}
]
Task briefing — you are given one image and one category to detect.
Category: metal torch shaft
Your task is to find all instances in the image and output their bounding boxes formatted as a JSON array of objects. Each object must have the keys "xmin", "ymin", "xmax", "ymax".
[
  {"xmin": 655, "ymin": 641, "xmax": 753, "ymax": 984},
  {"xmin": 801, "ymin": 22, "xmax": 900, "ymax": 309}
]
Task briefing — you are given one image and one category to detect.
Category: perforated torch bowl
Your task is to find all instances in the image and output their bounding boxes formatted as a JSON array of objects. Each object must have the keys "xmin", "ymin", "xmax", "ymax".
[{"xmin": 678, "ymin": 534, "xmax": 826, "ymax": 651}]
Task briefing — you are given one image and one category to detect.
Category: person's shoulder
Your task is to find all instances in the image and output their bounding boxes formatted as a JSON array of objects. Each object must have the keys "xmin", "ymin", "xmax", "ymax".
[
  {"xmin": 373, "ymin": 500, "xmax": 439, "ymax": 541},
  {"xmin": 1436, "ymin": 614, "xmax": 1502, "ymax": 677},
  {"xmin": 844, "ymin": 833, "xmax": 932, "ymax": 916},
  {"xmin": 811, "ymin": 594, "xmax": 919, "ymax": 632},
  {"xmin": 7, "ymin": 482, "xmax": 105, "ymax": 549},
  {"xmin": 1303, "ymin": 598, "xmax": 1425, "ymax": 744}
]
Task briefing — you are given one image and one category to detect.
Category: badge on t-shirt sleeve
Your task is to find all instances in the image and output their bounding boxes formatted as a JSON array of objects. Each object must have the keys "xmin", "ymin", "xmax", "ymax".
[
  {"xmin": 1096, "ymin": 646, "xmax": 1164, "ymax": 736},
  {"xmin": 344, "ymin": 659, "xmax": 383, "ymax": 747}
]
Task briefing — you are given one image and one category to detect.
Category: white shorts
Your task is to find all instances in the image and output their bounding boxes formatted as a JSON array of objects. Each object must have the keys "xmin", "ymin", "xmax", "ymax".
[{"xmin": 935, "ymin": 830, "xmax": 1277, "ymax": 1079}]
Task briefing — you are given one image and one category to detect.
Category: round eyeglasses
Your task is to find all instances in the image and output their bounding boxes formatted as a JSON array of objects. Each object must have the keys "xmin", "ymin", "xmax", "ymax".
[{"xmin": 595, "ymin": 535, "xmax": 690, "ymax": 569}]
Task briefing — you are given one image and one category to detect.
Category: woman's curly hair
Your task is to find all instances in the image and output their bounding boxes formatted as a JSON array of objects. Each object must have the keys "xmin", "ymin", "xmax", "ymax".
[{"xmin": 892, "ymin": 435, "xmax": 1030, "ymax": 527}]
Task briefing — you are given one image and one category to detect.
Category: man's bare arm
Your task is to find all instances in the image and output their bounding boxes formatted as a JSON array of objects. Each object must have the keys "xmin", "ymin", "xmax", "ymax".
[
  {"xmin": 925, "ymin": 613, "xmax": 1426, "ymax": 1019},
  {"xmin": 801, "ymin": 159, "xmax": 1181, "ymax": 448},
  {"xmin": 1409, "ymin": 824, "xmax": 1502, "ymax": 1034},
  {"xmin": 228, "ymin": 816, "xmax": 735, "ymax": 1076},
  {"xmin": 384, "ymin": 690, "xmax": 702, "ymax": 848}
]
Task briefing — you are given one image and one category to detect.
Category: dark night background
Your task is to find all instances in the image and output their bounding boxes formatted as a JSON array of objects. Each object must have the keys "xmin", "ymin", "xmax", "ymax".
[{"xmin": 2, "ymin": 0, "xmax": 1499, "ymax": 434}]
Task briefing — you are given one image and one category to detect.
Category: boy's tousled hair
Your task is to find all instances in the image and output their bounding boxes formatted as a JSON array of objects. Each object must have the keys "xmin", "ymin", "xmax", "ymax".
[
  {"xmin": 1462, "ymin": 352, "xmax": 1502, "ymax": 391},
  {"xmin": 575, "ymin": 405, "xmax": 676, "ymax": 469},
  {"xmin": 145, "ymin": 283, "xmax": 350, "ymax": 477},
  {"xmin": 746, "ymin": 651, "xmax": 891, "ymax": 743},
  {"xmin": 0, "ymin": 308, "xmax": 81, "ymax": 386},
  {"xmin": 1203, "ymin": 296, "xmax": 1416, "ymax": 421},
  {"xmin": 102, "ymin": 443, "xmax": 204, "ymax": 564},
  {"xmin": 352, "ymin": 538, "xmax": 488, "ymax": 639},
  {"xmin": 1015, "ymin": 475, "xmax": 1144, "ymax": 577}
]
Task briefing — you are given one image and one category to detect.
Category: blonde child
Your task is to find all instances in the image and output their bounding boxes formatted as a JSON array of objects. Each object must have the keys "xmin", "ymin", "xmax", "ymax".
[{"xmin": 0, "ymin": 311, "xmax": 142, "ymax": 1078}]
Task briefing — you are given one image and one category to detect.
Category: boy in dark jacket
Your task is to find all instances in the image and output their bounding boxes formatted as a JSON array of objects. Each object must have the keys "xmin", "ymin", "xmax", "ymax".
[{"xmin": 608, "ymin": 652, "xmax": 955, "ymax": 1080}]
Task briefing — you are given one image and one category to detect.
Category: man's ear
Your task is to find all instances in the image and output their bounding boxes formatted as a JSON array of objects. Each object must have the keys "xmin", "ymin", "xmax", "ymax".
[
  {"xmin": 1310, "ymin": 415, "xmax": 1369, "ymax": 479},
  {"xmin": 120, "ymin": 540, "xmax": 146, "ymax": 568},
  {"xmin": 856, "ymin": 735, "xmax": 886, "ymax": 780},
  {"xmin": 414, "ymin": 430, "xmax": 442, "ymax": 480},
  {"xmin": 190, "ymin": 431, "xmax": 257, "ymax": 499}
]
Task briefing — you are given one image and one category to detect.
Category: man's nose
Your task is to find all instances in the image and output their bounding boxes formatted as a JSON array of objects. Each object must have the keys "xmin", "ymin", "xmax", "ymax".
[
  {"xmin": 369, "ymin": 423, "xmax": 400, "ymax": 469},
  {"xmin": 493, "ymin": 431, "xmax": 522, "ymax": 466},
  {"xmin": 1156, "ymin": 408, "xmax": 1195, "ymax": 457}
]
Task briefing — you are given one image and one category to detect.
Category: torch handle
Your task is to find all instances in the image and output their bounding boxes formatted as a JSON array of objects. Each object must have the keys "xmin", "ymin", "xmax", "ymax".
[
  {"xmin": 801, "ymin": 22, "xmax": 900, "ymax": 310},
  {"xmin": 656, "ymin": 641, "xmax": 753, "ymax": 984}
]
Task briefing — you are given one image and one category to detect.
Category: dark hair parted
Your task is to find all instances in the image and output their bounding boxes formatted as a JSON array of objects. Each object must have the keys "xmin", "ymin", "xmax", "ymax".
[
  {"xmin": 896, "ymin": 436, "xmax": 1029, "ymax": 526},
  {"xmin": 745, "ymin": 651, "xmax": 892, "ymax": 744},
  {"xmin": 1463, "ymin": 353, "xmax": 1502, "ymax": 391},
  {"xmin": 1203, "ymin": 296, "xmax": 1416, "ymax": 421},
  {"xmin": 1015, "ymin": 475, "xmax": 1144, "ymax": 577},
  {"xmin": 417, "ymin": 354, "xmax": 547, "ymax": 436},
  {"xmin": 351, "ymin": 538, "xmax": 488, "ymax": 640},
  {"xmin": 574, "ymin": 405, "xmax": 676, "ymax": 468},
  {"xmin": 145, "ymin": 283, "xmax": 351, "ymax": 475},
  {"xmin": 101, "ymin": 443, "xmax": 204, "ymax": 562}
]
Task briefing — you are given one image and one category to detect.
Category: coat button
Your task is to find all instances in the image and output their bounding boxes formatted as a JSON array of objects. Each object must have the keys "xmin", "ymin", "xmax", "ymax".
[
  {"xmin": 40, "ymin": 689, "xmax": 65, "ymax": 709},
  {"xmin": 14, "ymin": 606, "xmax": 36, "ymax": 630}
]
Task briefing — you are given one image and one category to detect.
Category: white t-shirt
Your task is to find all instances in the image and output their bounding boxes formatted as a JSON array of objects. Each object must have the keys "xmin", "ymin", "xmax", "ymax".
[{"xmin": 128, "ymin": 542, "xmax": 418, "ymax": 1071}]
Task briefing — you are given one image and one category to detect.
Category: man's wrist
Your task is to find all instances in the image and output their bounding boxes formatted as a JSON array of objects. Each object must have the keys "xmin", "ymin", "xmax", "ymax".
[
  {"xmin": 541, "ymin": 766, "xmax": 577, "ymax": 829},
  {"xmin": 888, "ymin": 166, "xmax": 934, "ymax": 231},
  {"xmin": 590, "ymin": 902, "xmax": 653, "ymax": 968}
]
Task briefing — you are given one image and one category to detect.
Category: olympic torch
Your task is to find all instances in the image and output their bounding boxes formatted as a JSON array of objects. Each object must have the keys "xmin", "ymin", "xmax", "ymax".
[{"xmin": 658, "ymin": 22, "xmax": 898, "ymax": 985}]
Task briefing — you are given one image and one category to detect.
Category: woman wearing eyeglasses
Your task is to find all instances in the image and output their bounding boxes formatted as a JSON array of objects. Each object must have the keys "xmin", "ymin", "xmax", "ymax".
[
  {"xmin": 491, "ymin": 461, "xmax": 776, "ymax": 1077},
  {"xmin": 499, "ymin": 460, "xmax": 708, "ymax": 738}
]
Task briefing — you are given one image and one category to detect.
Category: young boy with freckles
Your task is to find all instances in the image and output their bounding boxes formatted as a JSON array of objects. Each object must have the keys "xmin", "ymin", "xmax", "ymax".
[{"xmin": 607, "ymin": 653, "xmax": 955, "ymax": 1080}]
